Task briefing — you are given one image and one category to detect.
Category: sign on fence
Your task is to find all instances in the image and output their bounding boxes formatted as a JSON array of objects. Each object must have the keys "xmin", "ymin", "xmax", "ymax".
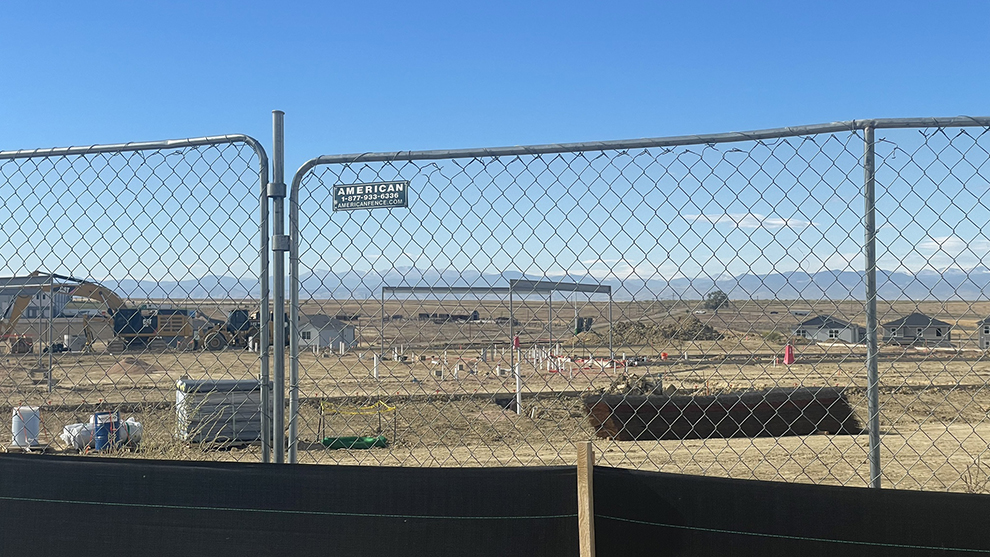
[{"xmin": 333, "ymin": 180, "xmax": 409, "ymax": 211}]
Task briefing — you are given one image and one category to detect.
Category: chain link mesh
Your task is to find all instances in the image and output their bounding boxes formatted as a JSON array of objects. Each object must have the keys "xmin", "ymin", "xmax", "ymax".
[
  {"xmin": 873, "ymin": 127, "xmax": 990, "ymax": 491},
  {"xmin": 0, "ymin": 139, "xmax": 266, "ymax": 462},
  {"xmin": 290, "ymin": 125, "xmax": 990, "ymax": 492},
  {"xmin": 4, "ymin": 123, "xmax": 990, "ymax": 493}
]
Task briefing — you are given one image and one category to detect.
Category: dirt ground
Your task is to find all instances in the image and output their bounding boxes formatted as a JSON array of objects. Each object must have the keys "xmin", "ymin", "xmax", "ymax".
[
  {"xmin": 5, "ymin": 347, "xmax": 990, "ymax": 494},
  {"xmin": 4, "ymin": 297, "xmax": 990, "ymax": 494},
  {"xmin": 22, "ymin": 389, "xmax": 990, "ymax": 494}
]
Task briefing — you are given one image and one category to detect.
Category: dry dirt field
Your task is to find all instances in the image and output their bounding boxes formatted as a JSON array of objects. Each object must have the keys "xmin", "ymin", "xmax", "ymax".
[{"xmin": 4, "ymin": 298, "xmax": 990, "ymax": 494}]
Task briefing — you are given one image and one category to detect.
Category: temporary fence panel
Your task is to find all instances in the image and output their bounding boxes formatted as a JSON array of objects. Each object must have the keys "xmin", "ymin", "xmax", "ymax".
[
  {"xmin": 0, "ymin": 135, "xmax": 270, "ymax": 463},
  {"xmin": 4, "ymin": 116, "xmax": 990, "ymax": 494},
  {"xmin": 288, "ymin": 118, "xmax": 990, "ymax": 493}
]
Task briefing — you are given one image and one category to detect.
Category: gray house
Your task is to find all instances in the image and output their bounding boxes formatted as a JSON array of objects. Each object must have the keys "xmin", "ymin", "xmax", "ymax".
[
  {"xmin": 883, "ymin": 313, "xmax": 951, "ymax": 345},
  {"xmin": 793, "ymin": 315, "xmax": 866, "ymax": 344},
  {"xmin": 977, "ymin": 317, "xmax": 990, "ymax": 349},
  {"xmin": 299, "ymin": 314, "xmax": 357, "ymax": 350}
]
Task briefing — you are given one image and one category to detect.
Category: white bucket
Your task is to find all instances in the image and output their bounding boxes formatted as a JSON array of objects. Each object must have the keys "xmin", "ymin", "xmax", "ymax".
[{"xmin": 11, "ymin": 406, "xmax": 41, "ymax": 447}]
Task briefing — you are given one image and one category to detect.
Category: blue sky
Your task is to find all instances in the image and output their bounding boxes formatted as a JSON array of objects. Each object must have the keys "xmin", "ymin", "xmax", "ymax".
[
  {"xmin": 3, "ymin": 2, "xmax": 987, "ymax": 160},
  {"xmin": 1, "ymin": 2, "xmax": 989, "ymax": 289}
]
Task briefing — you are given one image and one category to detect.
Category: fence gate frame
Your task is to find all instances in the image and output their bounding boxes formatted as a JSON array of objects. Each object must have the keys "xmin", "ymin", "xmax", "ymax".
[
  {"xmin": 0, "ymin": 133, "xmax": 273, "ymax": 463},
  {"xmin": 286, "ymin": 116, "xmax": 990, "ymax": 481}
]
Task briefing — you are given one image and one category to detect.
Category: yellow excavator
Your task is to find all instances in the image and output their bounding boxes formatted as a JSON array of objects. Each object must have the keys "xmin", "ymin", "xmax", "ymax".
[
  {"xmin": 1, "ymin": 271, "xmax": 193, "ymax": 352},
  {"xmin": 0, "ymin": 302, "xmax": 33, "ymax": 354},
  {"xmin": 0, "ymin": 275, "xmax": 51, "ymax": 353}
]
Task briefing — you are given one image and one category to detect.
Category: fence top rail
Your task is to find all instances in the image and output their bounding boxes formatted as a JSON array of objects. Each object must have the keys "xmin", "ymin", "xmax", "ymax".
[
  {"xmin": 0, "ymin": 134, "xmax": 267, "ymax": 162},
  {"xmin": 292, "ymin": 116, "xmax": 990, "ymax": 171}
]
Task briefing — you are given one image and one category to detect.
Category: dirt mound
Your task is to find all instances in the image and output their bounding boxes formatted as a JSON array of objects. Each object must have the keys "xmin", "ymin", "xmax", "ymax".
[
  {"xmin": 106, "ymin": 357, "xmax": 165, "ymax": 375},
  {"xmin": 569, "ymin": 315, "xmax": 723, "ymax": 346}
]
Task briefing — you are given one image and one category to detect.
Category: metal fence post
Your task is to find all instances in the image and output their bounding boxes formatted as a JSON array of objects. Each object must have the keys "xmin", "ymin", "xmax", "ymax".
[
  {"xmin": 509, "ymin": 289, "xmax": 514, "ymax": 372},
  {"xmin": 608, "ymin": 294, "xmax": 613, "ymax": 361},
  {"xmin": 864, "ymin": 125, "xmax": 882, "ymax": 488},
  {"xmin": 288, "ymin": 149, "xmax": 317, "ymax": 466},
  {"xmin": 47, "ymin": 274, "xmax": 53, "ymax": 393},
  {"xmin": 288, "ymin": 116, "xmax": 301, "ymax": 464},
  {"xmin": 271, "ymin": 110, "xmax": 288, "ymax": 464},
  {"xmin": 260, "ymin": 136, "xmax": 272, "ymax": 464}
]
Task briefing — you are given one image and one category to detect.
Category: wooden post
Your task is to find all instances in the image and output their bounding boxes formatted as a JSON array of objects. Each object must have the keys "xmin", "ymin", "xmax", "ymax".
[{"xmin": 577, "ymin": 441, "xmax": 596, "ymax": 557}]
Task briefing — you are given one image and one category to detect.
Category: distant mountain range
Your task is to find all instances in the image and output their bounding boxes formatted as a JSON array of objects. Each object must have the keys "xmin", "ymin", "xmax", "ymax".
[{"xmin": 102, "ymin": 267, "xmax": 990, "ymax": 302}]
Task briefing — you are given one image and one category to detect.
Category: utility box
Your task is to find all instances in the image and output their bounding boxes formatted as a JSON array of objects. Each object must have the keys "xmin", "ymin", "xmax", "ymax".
[{"xmin": 175, "ymin": 379, "xmax": 262, "ymax": 444}]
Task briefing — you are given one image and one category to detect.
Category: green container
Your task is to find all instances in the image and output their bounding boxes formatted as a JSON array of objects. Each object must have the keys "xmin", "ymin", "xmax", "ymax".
[{"xmin": 321, "ymin": 435, "xmax": 388, "ymax": 450}]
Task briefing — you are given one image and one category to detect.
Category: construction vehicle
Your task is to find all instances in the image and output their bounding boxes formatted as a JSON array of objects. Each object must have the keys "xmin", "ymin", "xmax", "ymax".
[
  {"xmin": 0, "ymin": 283, "xmax": 41, "ymax": 354},
  {"xmin": 1, "ymin": 271, "xmax": 193, "ymax": 352},
  {"xmin": 197, "ymin": 309, "xmax": 289, "ymax": 350},
  {"xmin": 0, "ymin": 333, "xmax": 33, "ymax": 354},
  {"xmin": 51, "ymin": 272, "xmax": 194, "ymax": 350}
]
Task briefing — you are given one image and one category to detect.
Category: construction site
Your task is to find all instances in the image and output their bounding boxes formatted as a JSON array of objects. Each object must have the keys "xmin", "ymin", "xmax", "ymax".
[{"xmin": 1, "ymin": 269, "xmax": 989, "ymax": 492}]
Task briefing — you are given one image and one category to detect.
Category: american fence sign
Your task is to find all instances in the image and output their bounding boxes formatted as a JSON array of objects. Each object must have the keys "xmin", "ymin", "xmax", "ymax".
[{"xmin": 332, "ymin": 180, "xmax": 409, "ymax": 211}]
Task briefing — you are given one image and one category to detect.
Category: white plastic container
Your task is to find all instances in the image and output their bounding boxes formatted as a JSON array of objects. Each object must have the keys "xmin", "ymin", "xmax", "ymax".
[
  {"xmin": 64, "ymin": 334, "xmax": 87, "ymax": 352},
  {"xmin": 60, "ymin": 417, "xmax": 142, "ymax": 450},
  {"xmin": 11, "ymin": 406, "xmax": 41, "ymax": 447}
]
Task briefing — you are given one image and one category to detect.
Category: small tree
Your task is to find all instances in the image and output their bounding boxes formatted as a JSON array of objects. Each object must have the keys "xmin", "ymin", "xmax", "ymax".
[{"xmin": 703, "ymin": 290, "xmax": 729, "ymax": 311}]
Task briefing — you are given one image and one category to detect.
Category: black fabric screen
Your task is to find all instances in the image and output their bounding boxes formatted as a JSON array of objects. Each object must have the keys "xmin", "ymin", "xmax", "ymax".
[
  {"xmin": 0, "ymin": 454, "xmax": 577, "ymax": 557},
  {"xmin": 595, "ymin": 467, "xmax": 990, "ymax": 556},
  {"xmin": 2, "ymin": 454, "xmax": 989, "ymax": 556}
]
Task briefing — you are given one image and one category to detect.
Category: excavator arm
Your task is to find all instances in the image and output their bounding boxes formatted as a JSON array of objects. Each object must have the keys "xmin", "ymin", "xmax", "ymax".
[
  {"xmin": 37, "ymin": 272, "xmax": 126, "ymax": 313},
  {"xmin": 0, "ymin": 293, "xmax": 35, "ymax": 337}
]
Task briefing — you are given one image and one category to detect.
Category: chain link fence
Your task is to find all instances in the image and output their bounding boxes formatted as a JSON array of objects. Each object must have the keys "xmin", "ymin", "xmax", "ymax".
[
  {"xmin": 873, "ymin": 125, "xmax": 990, "ymax": 491},
  {"xmin": 0, "ymin": 136, "xmax": 270, "ymax": 463},
  {"xmin": 3, "ymin": 120, "xmax": 990, "ymax": 493},
  {"xmin": 288, "ymin": 119, "xmax": 990, "ymax": 493}
]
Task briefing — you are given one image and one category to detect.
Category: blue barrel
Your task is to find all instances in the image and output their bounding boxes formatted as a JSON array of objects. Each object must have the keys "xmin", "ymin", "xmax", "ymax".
[{"xmin": 93, "ymin": 411, "xmax": 121, "ymax": 451}]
